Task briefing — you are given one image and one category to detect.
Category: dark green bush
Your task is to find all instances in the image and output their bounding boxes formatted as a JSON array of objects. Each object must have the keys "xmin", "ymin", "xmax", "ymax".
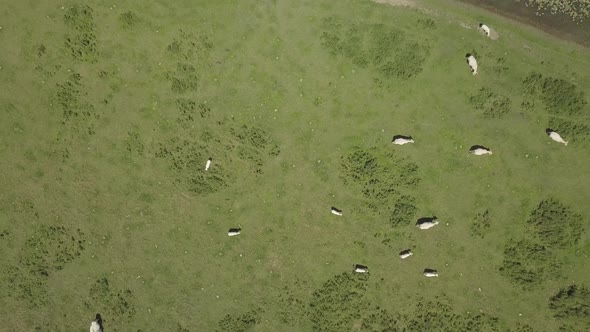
[
  {"xmin": 63, "ymin": 5, "xmax": 98, "ymax": 62},
  {"xmin": 320, "ymin": 18, "xmax": 430, "ymax": 81},
  {"xmin": 470, "ymin": 209, "xmax": 491, "ymax": 238},
  {"xmin": 548, "ymin": 117, "xmax": 590, "ymax": 143},
  {"xmin": 85, "ymin": 278, "xmax": 136, "ymax": 322},
  {"xmin": 155, "ymin": 120, "xmax": 277, "ymax": 195},
  {"xmin": 390, "ymin": 198, "xmax": 417, "ymax": 228},
  {"xmin": 217, "ymin": 309, "xmax": 262, "ymax": 332},
  {"xmin": 6, "ymin": 225, "xmax": 85, "ymax": 307},
  {"xmin": 499, "ymin": 237, "xmax": 560, "ymax": 286},
  {"xmin": 522, "ymin": 72, "xmax": 587, "ymax": 115},
  {"xmin": 341, "ymin": 147, "xmax": 420, "ymax": 217},
  {"xmin": 125, "ymin": 130, "xmax": 145, "ymax": 156},
  {"xmin": 119, "ymin": 11, "xmax": 138, "ymax": 29},
  {"xmin": 308, "ymin": 272, "xmax": 370, "ymax": 331},
  {"xmin": 549, "ymin": 284, "xmax": 590, "ymax": 321},
  {"xmin": 469, "ymin": 87, "xmax": 512, "ymax": 118},
  {"xmin": 527, "ymin": 199, "xmax": 583, "ymax": 249}
]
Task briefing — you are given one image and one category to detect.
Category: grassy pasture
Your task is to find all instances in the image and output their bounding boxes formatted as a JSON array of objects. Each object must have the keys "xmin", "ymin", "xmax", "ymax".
[{"xmin": 0, "ymin": 0, "xmax": 589, "ymax": 331}]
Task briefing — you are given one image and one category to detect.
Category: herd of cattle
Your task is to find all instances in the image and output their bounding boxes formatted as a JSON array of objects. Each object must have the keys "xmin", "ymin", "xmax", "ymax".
[
  {"xmin": 89, "ymin": 19, "xmax": 573, "ymax": 332},
  {"xmin": 215, "ymin": 22, "xmax": 571, "ymax": 280}
]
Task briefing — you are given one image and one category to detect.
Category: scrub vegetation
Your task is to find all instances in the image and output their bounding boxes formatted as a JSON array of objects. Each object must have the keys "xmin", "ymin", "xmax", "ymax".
[{"xmin": 0, "ymin": 0, "xmax": 588, "ymax": 331}]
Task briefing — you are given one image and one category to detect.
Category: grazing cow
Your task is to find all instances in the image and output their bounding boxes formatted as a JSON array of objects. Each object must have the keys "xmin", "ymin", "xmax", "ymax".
[
  {"xmin": 399, "ymin": 249, "xmax": 413, "ymax": 259},
  {"xmin": 331, "ymin": 207, "xmax": 343, "ymax": 216},
  {"xmin": 354, "ymin": 264, "xmax": 369, "ymax": 273},
  {"xmin": 416, "ymin": 217, "xmax": 439, "ymax": 230},
  {"xmin": 546, "ymin": 128, "xmax": 568, "ymax": 145},
  {"xmin": 205, "ymin": 158, "xmax": 212, "ymax": 171},
  {"xmin": 466, "ymin": 54, "xmax": 478, "ymax": 75},
  {"xmin": 469, "ymin": 145, "xmax": 492, "ymax": 155},
  {"xmin": 90, "ymin": 314, "xmax": 103, "ymax": 332},
  {"xmin": 392, "ymin": 135, "xmax": 415, "ymax": 145},
  {"xmin": 423, "ymin": 269, "xmax": 438, "ymax": 277},
  {"xmin": 228, "ymin": 228, "xmax": 241, "ymax": 236},
  {"xmin": 479, "ymin": 23, "xmax": 491, "ymax": 37}
]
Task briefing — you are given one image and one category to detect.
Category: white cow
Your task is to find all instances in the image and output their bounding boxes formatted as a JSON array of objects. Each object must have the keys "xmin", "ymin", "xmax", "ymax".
[
  {"xmin": 331, "ymin": 207, "xmax": 343, "ymax": 216},
  {"xmin": 89, "ymin": 314, "xmax": 103, "ymax": 332},
  {"xmin": 354, "ymin": 264, "xmax": 368, "ymax": 273},
  {"xmin": 469, "ymin": 146, "xmax": 492, "ymax": 155},
  {"xmin": 423, "ymin": 269, "xmax": 438, "ymax": 277},
  {"xmin": 479, "ymin": 23, "xmax": 491, "ymax": 37},
  {"xmin": 546, "ymin": 129, "xmax": 568, "ymax": 145},
  {"xmin": 205, "ymin": 158, "xmax": 212, "ymax": 171},
  {"xmin": 466, "ymin": 54, "xmax": 478, "ymax": 75},
  {"xmin": 399, "ymin": 249, "xmax": 413, "ymax": 259},
  {"xmin": 392, "ymin": 135, "xmax": 414, "ymax": 145},
  {"xmin": 228, "ymin": 228, "xmax": 241, "ymax": 236},
  {"xmin": 416, "ymin": 217, "xmax": 439, "ymax": 230}
]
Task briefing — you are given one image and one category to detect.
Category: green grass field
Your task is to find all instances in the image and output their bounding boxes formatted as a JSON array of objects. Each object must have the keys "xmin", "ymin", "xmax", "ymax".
[{"xmin": 1, "ymin": 0, "xmax": 589, "ymax": 331}]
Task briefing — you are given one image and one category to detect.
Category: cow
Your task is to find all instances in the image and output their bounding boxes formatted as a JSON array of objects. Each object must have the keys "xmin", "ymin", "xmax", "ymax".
[
  {"xmin": 546, "ymin": 128, "xmax": 568, "ymax": 145},
  {"xmin": 228, "ymin": 228, "xmax": 241, "ymax": 236},
  {"xmin": 331, "ymin": 207, "xmax": 343, "ymax": 216},
  {"xmin": 89, "ymin": 314, "xmax": 103, "ymax": 332},
  {"xmin": 399, "ymin": 249, "xmax": 413, "ymax": 259},
  {"xmin": 424, "ymin": 268, "xmax": 439, "ymax": 277},
  {"xmin": 466, "ymin": 54, "xmax": 478, "ymax": 75},
  {"xmin": 479, "ymin": 23, "xmax": 491, "ymax": 37},
  {"xmin": 416, "ymin": 217, "xmax": 439, "ymax": 230},
  {"xmin": 205, "ymin": 158, "xmax": 212, "ymax": 171},
  {"xmin": 469, "ymin": 145, "xmax": 492, "ymax": 155},
  {"xmin": 392, "ymin": 135, "xmax": 415, "ymax": 145},
  {"xmin": 354, "ymin": 264, "xmax": 369, "ymax": 273}
]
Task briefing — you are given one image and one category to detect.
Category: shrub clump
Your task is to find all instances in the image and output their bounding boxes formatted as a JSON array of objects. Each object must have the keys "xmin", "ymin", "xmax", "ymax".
[
  {"xmin": 549, "ymin": 284, "xmax": 590, "ymax": 331},
  {"xmin": 526, "ymin": 199, "xmax": 583, "ymax": 248},
  {"xmin": 341, "ymin": 147, "xmax": 420, "ymax": 216},
  {"xmin": 118, "ymin": 11, "xmax": 138, "ymax": 29},
  {"xmin": 308, "ymin": 272, "xmax": 370, "ymax": 331},
  {"xmin": 63, "ymin": 4, "xmax": 98, "ymax": 62},
  {"xmin": 469, "ymin": 87, "xmax": 512, "ymax": 118},
  {"xmin": 470, "ymin": 209, "xmax": 491, "ymax": 238},
  {"xmin": 499, "ymin": 237, "xmax": 560, "ymax": 286},
  {"xmin": 500, "ymin": 199, "xmax": 584, "ymax": 287},
  {"xmin": 156, "ymin": 117, "xmax": 278, "ymax": 195},
  {"xmin": 321, "ymin": 18, "xmax": 430, "ymax": 81},
  {"xmin": 166, "ymin": 63, "xmax": 199, "ymax": 94},
  {"xmin": 522, "ymin": 72, "xmax": 587, "ymax": 116},
  {"xmin": 54, "ymin": 73, "xmax": 99, "ymax": 145},
  {"xmin": 85, "ymin": 278, "xmax": 136, "ymax": 323},
  {"xmin": 217, "ymin": 309, "xmax": 262, "ymax": 332},
  {"xmin": 6, "ymin": 225, "xmax": 84, "ymax": 307},
  {"xmin": 548, "ymin": 117, "xmax": 590, "ymax": 143},
  {"xmin": 389, "ymin": 196, "xmax": 418, "ymax": 227}
]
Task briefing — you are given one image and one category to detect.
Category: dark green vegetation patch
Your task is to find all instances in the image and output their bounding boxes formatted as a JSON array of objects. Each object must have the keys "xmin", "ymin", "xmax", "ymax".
[
  {"xmin": 548, "ymin": 117, "xmax": 590, "ymax": 143},
  {"xmin": 217, "ymin": 309, "xmax": 262, "ymax": 332},
  {"xmin": 526, "ymin": 199, "xmax": 583, "ymax": 248},
  {"xmin": 321, "ymin": 18, "xmax": 431, "ymax": 80},
  {"xmin": 5, "ymin": 226, "xmax": 84, "ymax": 307},
  {"xmin": 549, "ymin": 284, "xmax": 590, "ymax": 331},
  {"xmin": 84, "ymin": 277, "xmax": 136, "ymax": 325},
  {"xmin": 469, "ymin": 87, "xmax": 512, "ymax": 118},
  {"xmin": 522, "ymin": 72, "xmax": 587, "ymax": 116},
  {"xmin": 64, "ymin": 4, "xmax": 98, "ymax": 63},
  {"xmin": 54, "ymin": 72, "xmax": 100, "ymax": 146},
  {"xmin": 155, "ymin": 116, "xmax": 278, "ymax": 195},
  {"xmin": 470, "ymin": 209, "xmax": 491, "ymax": 238},
  {"xmin": 500, "ymin": 199, "xmax": 584, "ymax": 287},
  {"xmin": 308, "ymin": 272, "xmax": 370, "ymax": 331},
  {"xmin": 341, "ymin": 147, "xmax": 420, "ymax": 217}
]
